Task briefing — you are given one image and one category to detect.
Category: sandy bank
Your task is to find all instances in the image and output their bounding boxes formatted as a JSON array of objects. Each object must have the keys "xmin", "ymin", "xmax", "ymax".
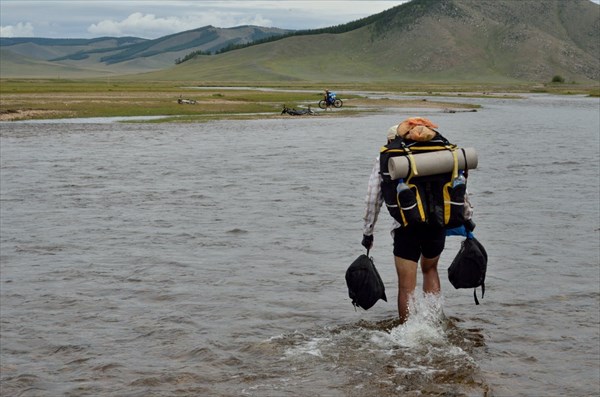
[{"xmin": 0, "ymin": 109, "xmax": 72, "ymax": 121}]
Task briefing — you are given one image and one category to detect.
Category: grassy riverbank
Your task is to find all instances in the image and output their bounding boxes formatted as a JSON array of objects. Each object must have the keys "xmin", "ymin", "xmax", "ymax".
[{"xmin": 1, "ymin": 79, "xmax": 597, "ymax": 121}]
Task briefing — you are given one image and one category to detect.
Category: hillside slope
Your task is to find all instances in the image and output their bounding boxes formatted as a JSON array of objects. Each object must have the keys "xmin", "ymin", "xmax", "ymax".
[
  {"xmin": 0, "ymin": 26, "xmax": 291, "ymax": 77},
  {"xmin": 0, "ymin": 48, "xmax": 117, "ymax": 78},
  {"xmin": 0, "ymin": 37, "xmax": 145, "ymax": 60},
  {"xmin": 147, "ymin": 0, "xmax": 599, "ymax": 83}
]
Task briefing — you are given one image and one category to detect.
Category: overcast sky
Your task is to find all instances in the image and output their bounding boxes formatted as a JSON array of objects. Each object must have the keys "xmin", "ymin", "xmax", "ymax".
[{"xmin": 0, "ymin": 1, "xmax": 410, "ymax": 39}]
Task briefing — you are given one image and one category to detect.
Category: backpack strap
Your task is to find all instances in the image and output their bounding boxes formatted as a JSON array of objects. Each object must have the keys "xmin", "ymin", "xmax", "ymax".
[
  {"xmin": 399, "ymin": 140, "xmax": 418, "ymax": 179},
  {"xmin": 402, "ymin": 142, "xmax": 427, "ymax": 224},
  {"xmin": 407, "ymin": 152, "xmax": 418, "ymax": 178},
  {"xmin": 450, "ymin": 147, "xmax": 459, "ymax": 180}
]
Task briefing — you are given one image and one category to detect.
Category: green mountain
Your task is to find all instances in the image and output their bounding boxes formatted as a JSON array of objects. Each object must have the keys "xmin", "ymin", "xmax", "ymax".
[
  {"xmin": 0, "ymin": 48, "xmax": 118, "ymax": 78},
  {"xmin": 1, "ymin": 0, "xmax": 598, "ymax": 83},
  {"xmin": 0, "ymin": 26, "xmax": 292, "ymax": 77},
  {"xmin": 146, "ymin": 0, "xmax": 600, "ymax": 84}
]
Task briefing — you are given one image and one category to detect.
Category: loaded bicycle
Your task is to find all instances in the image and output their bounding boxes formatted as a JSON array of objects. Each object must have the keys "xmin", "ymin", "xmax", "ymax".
[{"xmin": 319, "ymin": 90, "xmax": 343, "ymax": 109}]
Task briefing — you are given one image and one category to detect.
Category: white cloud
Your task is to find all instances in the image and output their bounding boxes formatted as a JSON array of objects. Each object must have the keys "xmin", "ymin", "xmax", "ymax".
[
  {"xmin": 0, "ymin": 22, "xmax": 34, "ymax": 38},
  {"xmin": 87, "ymin": 11, "xmax": 273, "ymax": 38},
  {"xmin": 0, "ymin": 1, "xmax": 406, "ymax": 39}
]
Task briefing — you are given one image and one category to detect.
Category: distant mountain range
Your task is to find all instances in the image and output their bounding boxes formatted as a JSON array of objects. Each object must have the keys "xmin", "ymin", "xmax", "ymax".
[
  {"xmin": 0, "ymin": 25, "xmax": 292, "ymax": 77},
  {"xmin": 1, "ymin": 0, "xmax": 599, "ymax": 83}
]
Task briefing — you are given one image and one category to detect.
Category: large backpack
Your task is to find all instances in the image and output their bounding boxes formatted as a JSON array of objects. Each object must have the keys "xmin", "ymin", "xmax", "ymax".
[
  {"xmin": 379, "ymin": 133, "xmax": 467, "ymax": 229},
  {"xmin": 447, "ymin": 237, "xmax": 488, "ymax": 304},
  {"xmin": 345, "ymin": 254, "xmax": 387, "ymax": 310}
]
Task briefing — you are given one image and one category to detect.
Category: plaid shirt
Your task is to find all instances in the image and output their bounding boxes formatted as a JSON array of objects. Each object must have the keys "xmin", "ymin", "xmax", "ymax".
[{"xmin": 362, "ymin": 155, "xmax": 400, "ymax": 236}]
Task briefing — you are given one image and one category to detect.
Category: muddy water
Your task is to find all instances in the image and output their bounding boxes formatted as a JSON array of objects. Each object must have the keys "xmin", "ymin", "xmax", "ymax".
[{"xmin": 1, "ymin": 94, "xmax": 599, "ymax": 396}]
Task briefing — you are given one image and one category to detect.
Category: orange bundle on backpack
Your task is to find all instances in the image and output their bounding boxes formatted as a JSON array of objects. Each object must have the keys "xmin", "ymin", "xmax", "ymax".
[{"xmin": 397, "ymin": 117, "xmax": 438, "ymax": 141}]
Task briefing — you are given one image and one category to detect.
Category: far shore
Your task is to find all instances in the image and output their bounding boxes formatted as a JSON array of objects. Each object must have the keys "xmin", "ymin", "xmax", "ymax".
[
  {"xmin": 0, "ymin": 92, "xmax": 483, "ymax": 122},
  {"xmin": 1, "ymin": 80, "xmax": 597, "ymax": 122},
  {"xmin": 0, "ymin": 100, "xmax": 479, "ymax": 122}
]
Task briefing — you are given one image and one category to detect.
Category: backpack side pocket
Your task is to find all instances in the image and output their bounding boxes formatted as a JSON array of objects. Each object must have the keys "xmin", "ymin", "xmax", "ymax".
[{"xmin": 444, "ymin": 181, "xmax": 466, "ymax": 228}]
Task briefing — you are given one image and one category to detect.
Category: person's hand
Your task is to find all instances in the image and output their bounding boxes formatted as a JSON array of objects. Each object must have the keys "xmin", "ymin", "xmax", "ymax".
[
  {"xmin": 464, "ymin": 218, "xmax": 476, "ymax": 232},
  {"xmin": 361, "ymin": 234, "xmax": 373, "ymax": 250}
]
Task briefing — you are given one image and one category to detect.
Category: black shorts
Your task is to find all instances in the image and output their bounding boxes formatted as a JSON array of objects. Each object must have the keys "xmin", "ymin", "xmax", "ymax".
[{"xmin": 393, "ymin": 223, "xmax": 446, "ymax": 262}]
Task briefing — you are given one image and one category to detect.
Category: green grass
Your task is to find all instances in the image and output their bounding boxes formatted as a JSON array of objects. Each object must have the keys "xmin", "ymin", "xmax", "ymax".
[
  {"xmin": 1, "ymin": 79, "xmax": 595, "ymax": 122},
  {"xmin": 0, "ymin": 80, "xmax": 359, "ymax": 120}
]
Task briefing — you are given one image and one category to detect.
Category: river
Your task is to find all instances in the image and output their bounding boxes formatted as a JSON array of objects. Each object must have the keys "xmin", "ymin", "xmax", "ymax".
[{"xmin": 1, "ymin": 93, "xmax": 599, "ymax": 396}]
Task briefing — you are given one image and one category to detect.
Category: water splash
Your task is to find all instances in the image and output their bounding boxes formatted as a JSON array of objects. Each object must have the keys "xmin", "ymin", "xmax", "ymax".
[
  {"xmin": 269, "ymin": 293, "xmax": 485, "ymax": 396},
  {"xmin": 388, "ymin": 293, "xmax": 447, "ymax": 348}
]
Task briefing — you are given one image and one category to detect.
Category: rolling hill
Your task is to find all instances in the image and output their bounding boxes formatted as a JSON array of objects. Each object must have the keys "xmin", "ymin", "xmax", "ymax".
[
  {"xmin": 1, "ymin": 0, "xmax": 598, "ymax": 84},
  {"xmin": 0, "ymin": 26, "xmax": 292, "ymax": 77},
  {"xmin": 147, "ymin": 0, "xmax": 599, "ymax": 84}
]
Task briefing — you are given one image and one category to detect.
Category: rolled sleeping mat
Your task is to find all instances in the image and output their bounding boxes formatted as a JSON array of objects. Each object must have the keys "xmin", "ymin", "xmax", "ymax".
[{"xmin": 388, "ymin": 147, "xmax": 478, "ymax": 180}]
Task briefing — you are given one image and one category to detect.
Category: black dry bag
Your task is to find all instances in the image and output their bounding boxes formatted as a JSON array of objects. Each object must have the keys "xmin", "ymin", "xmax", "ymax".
[
  {"xmin": 448, "ymin": 237, "xmax": 488, "ymax": 305},
  {"xmin": 345, "ymin": 254, "xmax": 387, "ymax": 310}
]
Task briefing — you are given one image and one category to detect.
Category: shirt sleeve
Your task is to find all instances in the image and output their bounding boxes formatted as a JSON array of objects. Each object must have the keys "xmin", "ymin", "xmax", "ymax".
[
  {"xmin": 363, "ymin": 156, "xmax": 384, "ymax": 236},
  {"xmin": 464, "ymin": 189, "xmax": 474, "ymax": 220}
]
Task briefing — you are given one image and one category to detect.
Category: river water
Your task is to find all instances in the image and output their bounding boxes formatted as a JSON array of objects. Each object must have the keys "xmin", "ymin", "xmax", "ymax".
[{"xmin": 1, "ymin": 93, "xmax": 598, "ymax": 396}]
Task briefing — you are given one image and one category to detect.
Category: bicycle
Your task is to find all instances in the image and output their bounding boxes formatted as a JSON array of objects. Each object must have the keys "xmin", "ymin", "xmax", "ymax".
[{"xmin": 319, "ymin": 94, "xmax": 343, "ymax": 109}]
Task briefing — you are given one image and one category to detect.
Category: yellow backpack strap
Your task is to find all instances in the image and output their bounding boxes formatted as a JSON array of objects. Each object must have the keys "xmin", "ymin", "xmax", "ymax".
[
  {"xmin": 441, "ymin": 147, "xmax": 460, "ymax": 225},
  {"xmin": 399, "ymin": 143, "xmax": 418, "ymax": 181},
  {"xmin": 442, "ymin": 144, "xmax": 459, "ymax": 179},
  {"xmin": 403, "ymin": 146, "xmax": 426, "ymax": 223},
  {"xmin": 450, "ymin": 148, "xmax": 459, "ymax": 179},
  {"xmin": 406, "ymin": 151, "xmax": 419, "ymax": 179}
]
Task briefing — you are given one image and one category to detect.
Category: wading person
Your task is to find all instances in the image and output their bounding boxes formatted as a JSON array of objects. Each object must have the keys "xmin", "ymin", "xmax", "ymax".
[{"xmin": 361, "ymin": 118, "xmax": 467, "ymax": 323}]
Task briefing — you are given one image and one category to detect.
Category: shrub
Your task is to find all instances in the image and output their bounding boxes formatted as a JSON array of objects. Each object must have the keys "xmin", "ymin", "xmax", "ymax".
[{"xmin": 551, "ymin": 75, "xmax": 565, "ymax": 83}]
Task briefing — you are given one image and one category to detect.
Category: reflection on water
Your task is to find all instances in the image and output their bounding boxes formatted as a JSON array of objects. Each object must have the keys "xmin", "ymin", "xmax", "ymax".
[{"xmin": 1, "ymin": 94, "xmax": 599, "ymax": 396}]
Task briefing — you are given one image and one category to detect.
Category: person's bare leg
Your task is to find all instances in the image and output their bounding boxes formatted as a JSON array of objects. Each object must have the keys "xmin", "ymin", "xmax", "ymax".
[
  {"xmin": 394, "ymin": 256, "xmax": 418, "ymax": 323},
  {"xmin": 421, "ymin": 255, "xmax": 441, "ymax": 294}
]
